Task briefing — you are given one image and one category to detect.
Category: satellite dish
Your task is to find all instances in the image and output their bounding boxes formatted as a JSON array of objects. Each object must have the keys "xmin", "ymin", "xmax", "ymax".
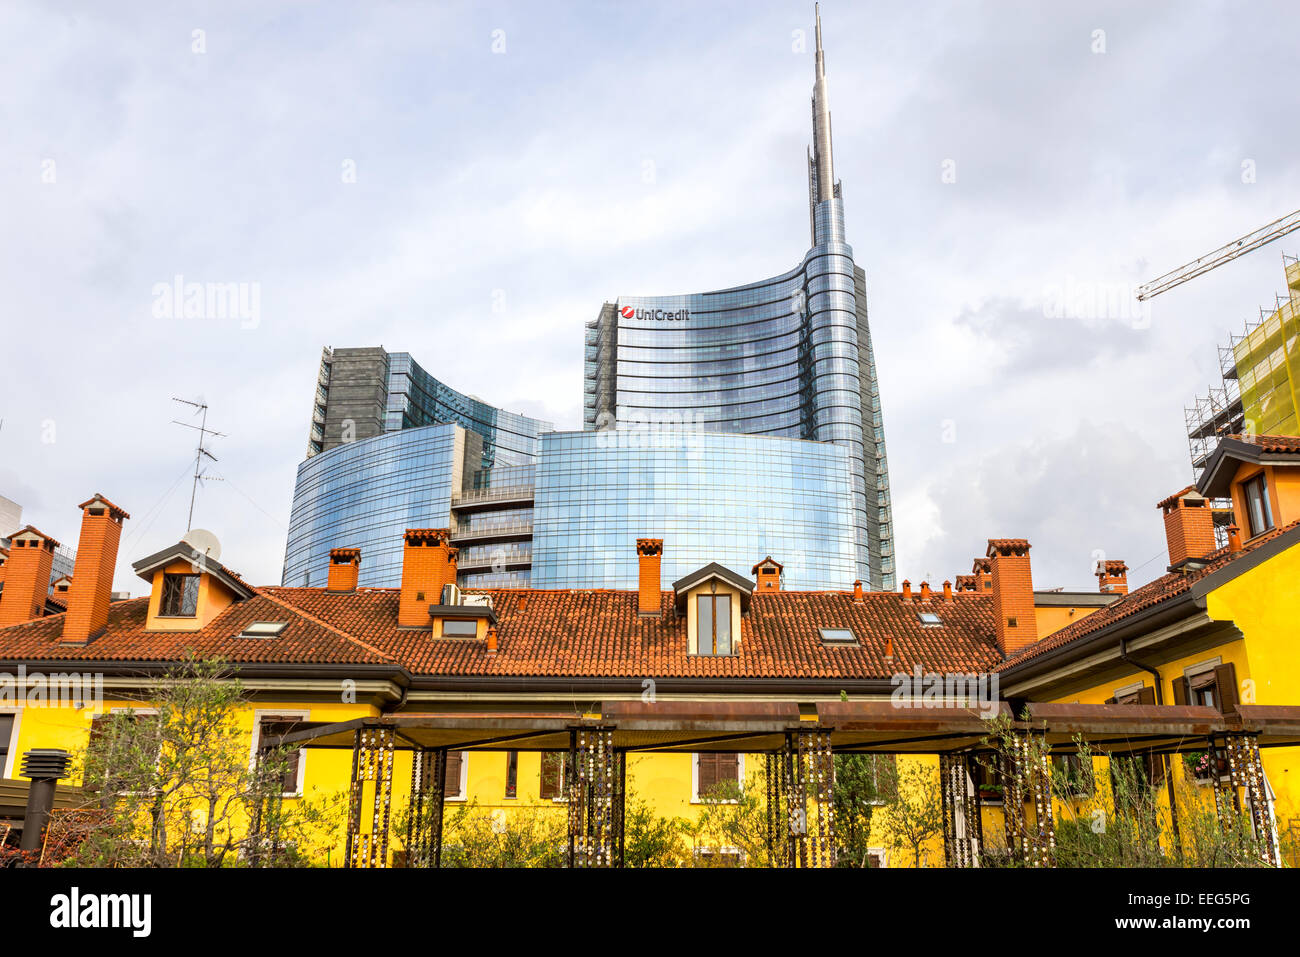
[{"xmin": 182, "ymin": 528, "xmax": 222, "ymax": 561}]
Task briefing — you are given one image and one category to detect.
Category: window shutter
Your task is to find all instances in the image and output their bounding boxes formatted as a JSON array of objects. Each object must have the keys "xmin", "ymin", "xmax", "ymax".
[
  {"xmin": 1171, "ymin": 677, "xmax": 1190, "ymax": 706},
  {"xmin": 540, "ymin": 752, "xmax": 563, "ymax": 799},
  {"xmin": 1136, "ymin": 686, "xmax": 1156, "ymax": 706},
  {"xmin": 260, "ymin": 719, "xmax": 303, "ymax": 792},
  {"xmin": 443, "ymin": 751, "xmax": 463, "ymax": 798},
  {"xmin": 1103, "ymin": 696, "xmax": 1117, "ymax": 705},
  {"xmin": 1213, "ymin": 663, "xmax": 1239, "ymax": 714},
  {"xmin": 718, "ymin": 752, "xmax": 740, "ymax": 785},
  {"xmin": 697, "ymin": 753, "xmax": 717, "ymax": 796}
]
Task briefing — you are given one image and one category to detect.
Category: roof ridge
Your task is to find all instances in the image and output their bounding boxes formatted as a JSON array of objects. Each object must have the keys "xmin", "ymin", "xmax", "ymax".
[{"xmin": 255, "ymin": 589, "xmax": 397, "ymax": 663}]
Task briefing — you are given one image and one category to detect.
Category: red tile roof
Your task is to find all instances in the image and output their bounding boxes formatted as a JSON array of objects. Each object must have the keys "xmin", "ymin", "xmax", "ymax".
[
  {"xmin": 1002, "ymin": 518, "xmax": 1300, "ymax": 669},
  {"xmin": 0, "ymin": 582, "xmax": 1003, "ymax": 681},
  {"xmin": 1225, "ymin": 434, "xmax": 1300, "ymax": 453}
]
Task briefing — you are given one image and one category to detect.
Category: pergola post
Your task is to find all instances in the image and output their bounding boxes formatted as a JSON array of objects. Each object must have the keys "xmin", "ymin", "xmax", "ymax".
[
  {"xmin": 345, "ymin": 726, "xmax": 395, "ymax": 868},
  {"xmin": 940, "ymin": 752, "xmax": 981, "ymax": 867},
  {"xmin": 1003, "ymin": 730, "xmax": 1054, "ymax": 867},
  {"xmin": 767, "ymin": 728, "xmax": 835, "ymax": 868},
  {"xmin": 1211, "ymin": 732, "xmax": 1280, "ymax": 866},
  {"xmin": 565, "ymin": 726, "xmax": 617, "ymax": 867},
  {"xmin": 406, "ymin": 747, "xmax": 446, "ymax": 868}
]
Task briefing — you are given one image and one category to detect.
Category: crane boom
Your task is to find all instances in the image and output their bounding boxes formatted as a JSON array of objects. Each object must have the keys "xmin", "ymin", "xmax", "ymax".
[{"xmin": 1136, "ymin": 207, "xmax": 1300, "ymax": 301}]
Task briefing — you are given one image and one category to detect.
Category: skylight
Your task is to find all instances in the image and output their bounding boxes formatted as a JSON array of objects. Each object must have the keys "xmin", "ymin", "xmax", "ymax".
[
  {"xmin": 237, "ymin": 621, "xmax": 288, "ymax": 639},
  {"xmin": 917, "ymin": 612, "xmax": 942, "ymax": 626},
  {"xmin": 819, "ymin": 628, "xmax": 857, "ymax": 644}
]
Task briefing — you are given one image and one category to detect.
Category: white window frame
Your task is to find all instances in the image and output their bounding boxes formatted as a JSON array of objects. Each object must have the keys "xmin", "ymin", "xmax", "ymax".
[
  {"xmin": 691, "ymin": 752, "xmax": 745, "ymax": 804},
  {"xmin": 0, "ymin": 708, "xmax": 22, "ymax": 779},
  {"xmin": 1183, "ymin": 656, "xmax": 1222, "ymax": 680},
  {"xmin": 867, "ymin": 847, "xmax": 889, "ymax": 868},
  {"xmin": 250, "ymin": 709, "xmax": 310, "ymax": 798}
]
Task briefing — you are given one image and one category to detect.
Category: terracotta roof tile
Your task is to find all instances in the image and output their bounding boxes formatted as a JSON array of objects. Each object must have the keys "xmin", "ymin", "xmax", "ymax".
[{"xmin": 1002, "ymin": 518, "xmax": 1300, "ymax": 669}]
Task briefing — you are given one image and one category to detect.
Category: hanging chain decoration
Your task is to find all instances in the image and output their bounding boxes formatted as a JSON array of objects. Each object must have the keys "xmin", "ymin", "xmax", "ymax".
[
  {"xmin": 773, "ymin": 729, "xmax": 835, "ymax": 868},
  {"xmin": 567, "ymin": 727, "xmax": 617, "ymax": 867},
  {"xmin": 405, "ymin": 748, "xmax": 447, "ymax": 868},
  {"xmin": 940, "ymin": 753, "xmax": 980, "ymax": 867},
  {"xmin": 1217, "ymin": 732, "xmax": 1280, "ymax": 866},
  {"xmin": 1002, "ymin": 731, "xmax": 1054, "ymax": 867},
  {"xmin": 345, "ymin": 726, "xmax": 396, "ymax": 868}
]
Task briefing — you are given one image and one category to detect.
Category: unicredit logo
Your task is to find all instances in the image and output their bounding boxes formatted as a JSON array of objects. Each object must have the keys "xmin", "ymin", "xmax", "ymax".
[{"xmin": 619, "ymin": 306, "xmax": 690, "ymax": 321}]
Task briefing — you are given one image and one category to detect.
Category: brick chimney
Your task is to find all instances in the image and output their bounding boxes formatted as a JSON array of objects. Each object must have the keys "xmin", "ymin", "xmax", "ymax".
[
  {"xmin": 636, "ymin": 538, "xmax": 663, "ymax": 617},
  {"xmin": 919, "ymin": 581, "xmax": 932, "ymax": 602},
  {"xmin": 50, "ymin": 576, "xmax": 73, "ymax": 603},
  {"xmin": 942, "ymin": 580, "xmax": 953, "ymax": 602},
  {"xmin": 62, "ymin": 495, "xmax": 130, "ymax": 645},
  {"xmin": 987, "ymin": 539, "xmax": 1038, "ymax": 658},
  {"xmin": 398, "ymin": 529, "xmax": 454, "ymax": 627},
  {"xmin": 852, "ymin": 580, "xmax": 863, "ymax": 603},
  {"xmin": 1096, "ymin": 559, "xmax": 1128, "ymax": 595},
  {"xmin": 972, "ymin": 558, "xmax": 992, "ymax": 592},
  {"xmin": 752, "ymin": 557, "xmax": 782, "ymax": 593},
  {"xmin": 901, "ymin": 579, "xmax": 911, "ymax": 601},
  {"xmin": 327, "ymin": 547, "xmax": 361, "ymax": 593},
  {"xmin": 0, "ymin": 527, "xmax": 59, "ymax": 627},
  {"xmin": 1158, "ymin": 486, "xmax": 1216, "ymax": 568}
]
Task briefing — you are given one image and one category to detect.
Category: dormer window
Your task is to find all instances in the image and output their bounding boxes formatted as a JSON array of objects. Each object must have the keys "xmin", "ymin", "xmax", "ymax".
[
  {"xmin": 160, "ymin": 573, "xmax": 200, "ymax": 617},
  {"xmin": 1242, "ymin": 473, "xmax": 1273, "ymax": 537},
  {"xmin": 698, "ymin": 591, "xmax": 733, "ymax": 656},
  {"xmin": 441, "ymin": 618, "xmax": 478, "ymax": 637}
]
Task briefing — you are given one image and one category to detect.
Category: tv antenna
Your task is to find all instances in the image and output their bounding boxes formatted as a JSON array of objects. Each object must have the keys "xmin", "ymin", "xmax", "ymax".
[{"xmin": 171, "ymin": 397, "xmax": 227, "ymax": 531}]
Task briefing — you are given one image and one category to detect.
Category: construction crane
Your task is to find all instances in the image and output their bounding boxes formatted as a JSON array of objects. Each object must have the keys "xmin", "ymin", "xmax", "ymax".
[{"xmin": 1137, "ymin": 207, "xmax": 1300, "ymax": 301}]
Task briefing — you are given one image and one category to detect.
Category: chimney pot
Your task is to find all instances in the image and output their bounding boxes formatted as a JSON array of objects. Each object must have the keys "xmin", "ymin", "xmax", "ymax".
[
  {"xmin": 919, "ymin": 581, "xmax": 931, "ymax": 602},
  {"xmin": 327, "ymin": 547, "xmax": 361, "ymax": 593},
  {"xmin": 486, "ymin": 625, "xmax": 498, "ymax": 656},
  {"xmin": 61, "ymin": 495, "xmax": 130, "ymax": 645},
  {"xmin": 1159, "ymin": 486, "xmax": 1216, "ymax": 568},
  {"xmin": 636, "ymin": 538, "xmax": 664, "ymax": 617},
  {"xmin": 1096, "ymin": 559, "xmax": 1129, "ymax": 595},
  {"xmin": 901, "ymin": 580, "xmax": 911, "ymax": 601},
  {"xmin": 398, "ymin": 529, "xmax": 453, "ymax": 627},
  {"xmin": 942, "ymin": 580, "xmax": 952, "ymax": 601},
  {"xmin": 0, "ymin": 527, "xmax": 60, "ymax": 627},
  {"xmin": 987, "ymin": 538, "xmax": 1038, "ymax": 658},
  {"xmin": 852, "ymin": 580, "xmax": 863, "ymax": 602},
  {"xmin": 1227, "ymin": 524, "xmax": 1243, "ymax": 554}
]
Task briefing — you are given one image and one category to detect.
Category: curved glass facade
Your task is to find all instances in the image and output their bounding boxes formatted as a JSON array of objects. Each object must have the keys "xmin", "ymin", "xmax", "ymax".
[
  {"xmin": 583, "ymin": 201, "xmax": 894, "ymax": 588},
  {"xmin": 282, "ymin": 424, "xmax": 475, "ymax": 588},
  {"xmin": 581, "ymin": 17, "xmax": 895, "ymax": 588},
  {"xmin": 530, "ymin": 431, "xmax": 858, "ymax": 591}
]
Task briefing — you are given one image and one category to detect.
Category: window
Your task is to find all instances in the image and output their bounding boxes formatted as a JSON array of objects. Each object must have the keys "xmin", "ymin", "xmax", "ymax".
[
  {"xmin": 504, "ymin": 751, "xmax": 518, "ymax": 799},
  {"xmin": 1243, "ymin": 473, "xmax": 1274, "ymax": 537},
  {"xmin": 1176, "ymin": 662, "xmax": 1239, "ymax": 716},
  {"xmin": 441, "ymin": 619, "xmax": 477, "ymax": 637},
  {"xmin": 237, "ymin": 621, "xmax": 287, "ymax": 639},
  {"xmin": 697, "ymin": 593, "xmax": 732, "ymax": 656},
  {"xmin": 159, "ymin": 573, "xmax": 200, "ymax": 617},
  {"xmin": 917, "ymin": 612, "xmax": 942, "ymax": 626},
  {"xmin": 0, "ymin": 713, "xmax": 14, "ymax": 777},
  {"xmin": 694, "ymin": 752, "xmax": 741, "ymax": 802},
  {"xmin": 256, "ymin": 716, "xmax": 306, "ymax": 795},
  {"xmin": 540, "ymin": 752, "xmax": 566, "ymax": 800},
  {"xmin": 819, "ymin": 627, "xmax": 857, "ymax": 644},
  {"xmin": 444, "ymin": 751, "xmax": 465, "ymax": 799},
  {"xmin": 1052, "ymin": 753, "xmax": 1094, "ymax": 796}
]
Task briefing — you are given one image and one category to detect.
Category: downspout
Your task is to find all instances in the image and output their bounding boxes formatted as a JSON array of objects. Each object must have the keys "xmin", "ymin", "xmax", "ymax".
[{"xmin": 1119, "ymin": 638, "xmax": 1180, "ymax": 846}]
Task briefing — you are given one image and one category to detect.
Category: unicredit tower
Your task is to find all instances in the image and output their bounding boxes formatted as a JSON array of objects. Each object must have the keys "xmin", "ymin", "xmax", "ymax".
[{"xmin": 583, "ymin": 7, "xmax": 895, "ymax": 588}]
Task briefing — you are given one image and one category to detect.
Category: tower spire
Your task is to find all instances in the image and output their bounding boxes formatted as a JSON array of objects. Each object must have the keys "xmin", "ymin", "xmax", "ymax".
[{"xmin": 810, "ymin": 2, "xmax": 835, "ymax": 206}]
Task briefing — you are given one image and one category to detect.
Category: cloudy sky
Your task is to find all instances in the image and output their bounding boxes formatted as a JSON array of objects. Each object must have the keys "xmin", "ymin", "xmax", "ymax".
[{"xmin": 3, "ymin": 0, "xmax": 1298, "ymax": 595}]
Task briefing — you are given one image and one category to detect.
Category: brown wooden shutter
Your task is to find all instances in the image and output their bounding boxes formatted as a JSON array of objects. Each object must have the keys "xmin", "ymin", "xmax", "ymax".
[
  {"xmin": 1213, "ymin": 663, "xmax": 1239, "ymax": 714},
  {"xmin": 504, "ymin": 750, "xmax": 518, "ymax": 799},
  {"xmin": 1104, "ymin": 696, "xmax": 1117, "ymax": 705},
  {"xmin": 697, "ymin": 753, "xmax": 717, "ymax": 796},
  {"xmin": 718, "ymin": 752, "xmax": 740, "ymax": 785},
  {"xmin": 260, "ymin": 719, "xmax": 303, "ymax": 792},
  {"xmin": 1136, "ymin": 686, "xmax": 1157, "ymax": 705},
  {"xmin": 540, "ymin": 752, "xmax": 563, "ymax": 799},
  {"xmin": 1171, "ymin": 677, "xmax": 1190, "ymax": 706},
  {"xmin": 443, "ymin": 751, "xmax": 463, "ymax": 798}
]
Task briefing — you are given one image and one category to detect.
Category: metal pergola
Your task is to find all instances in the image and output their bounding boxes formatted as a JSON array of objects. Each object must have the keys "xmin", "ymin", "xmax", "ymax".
[{"xmin": 266, "ymin": 701, "xmax": 1300, "ymax": 869}]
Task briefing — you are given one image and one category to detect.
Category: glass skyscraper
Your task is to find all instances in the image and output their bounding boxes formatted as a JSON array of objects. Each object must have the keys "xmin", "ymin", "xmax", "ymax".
[
  {"xmin": 583, "ymin": 9, "xmax": 894, "ymax": 588},
  {"xmin": 530, "ymin": 431, "xmax": 858, "ymax": 591},
  {"xmin": 284, "ymin": 8, "xmax": 891, "ymax": 594}
]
